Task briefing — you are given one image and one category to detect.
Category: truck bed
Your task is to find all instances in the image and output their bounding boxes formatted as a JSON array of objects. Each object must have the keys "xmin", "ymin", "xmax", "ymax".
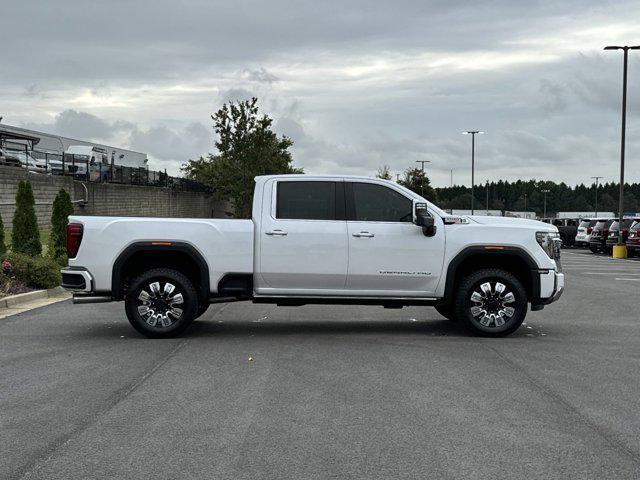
[{"xmin": 67, "ymin": 216, "xmax": 254, "ymax": 293}]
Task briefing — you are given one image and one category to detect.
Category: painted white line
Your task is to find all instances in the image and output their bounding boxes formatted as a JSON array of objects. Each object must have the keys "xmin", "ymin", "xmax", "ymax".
[
  {"xmin": 583, "ymin": 272, "xmax": 640, "ymax": 275},
  {"xmin": 615, "ymin": 278, "xmax": 640, "ymax": 281}
]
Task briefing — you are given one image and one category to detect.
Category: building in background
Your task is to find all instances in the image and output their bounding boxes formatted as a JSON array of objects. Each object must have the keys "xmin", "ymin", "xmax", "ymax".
[{"xmin": 0, "ymin": 123, "xmax": 147, "ymax": 168}]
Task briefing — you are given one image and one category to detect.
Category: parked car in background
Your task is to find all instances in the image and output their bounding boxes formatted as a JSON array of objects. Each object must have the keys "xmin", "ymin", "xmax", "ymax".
[
  {"xmin": 539, "ymin": 218, "xmax": 579, "ymax": 247},
  {"xmin": 0, "ymin": 148, "xmax": 22, "ymax": 167},
  {"xmin": 605, "ymin": 218, "xmax": 640, "ymax": 253},
  {"xmin": 575, "ymin": 219, "xmax": 598, "ymax": 247},
  {"xmin": 553, "ymin": 218, "xmax": 578, "ymax": 247},
  {"xmin": 626, "ymin": 220, "xmax": 640, "ymax": 257},
  {"xmin": 589, "ymin": 219, "xmax": 615, "ymax": 253},
  {"xmin": 14, "ymin": 151, "xmax": 49, "ymax": 173}
]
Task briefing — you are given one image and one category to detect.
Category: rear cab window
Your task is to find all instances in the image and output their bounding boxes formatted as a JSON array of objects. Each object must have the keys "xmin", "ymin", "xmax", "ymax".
[{"xmin": 276, "ymin": 181, "xmax": 338, "ymax": 220}]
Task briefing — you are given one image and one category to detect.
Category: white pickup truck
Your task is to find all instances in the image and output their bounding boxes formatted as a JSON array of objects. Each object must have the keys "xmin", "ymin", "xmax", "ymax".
[{"xmin": 61, "ymin": 175, "xmax": 564, "ymax": 338}]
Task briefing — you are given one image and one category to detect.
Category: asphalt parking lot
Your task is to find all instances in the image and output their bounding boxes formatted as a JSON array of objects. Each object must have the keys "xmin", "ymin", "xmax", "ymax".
[{"xmin": 2, "ymin": 249, "xmax": 640, "ymax": 479}]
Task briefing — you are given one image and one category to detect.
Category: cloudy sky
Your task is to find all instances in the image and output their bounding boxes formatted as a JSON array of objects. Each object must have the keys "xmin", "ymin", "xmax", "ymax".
[{"xmin": 3, "ymin": 1, "xmax": 640, "ymax": 186}]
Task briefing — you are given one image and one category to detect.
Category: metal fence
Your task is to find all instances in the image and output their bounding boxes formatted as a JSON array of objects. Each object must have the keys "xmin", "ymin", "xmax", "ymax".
[{"xmin": 0, "ymin": 142, "xmax": 210, "ymax": 193}]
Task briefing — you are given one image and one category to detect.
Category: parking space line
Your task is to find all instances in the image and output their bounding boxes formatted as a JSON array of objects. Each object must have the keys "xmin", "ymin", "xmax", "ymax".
[
  {"xmin": 615, "ymin": 278, "xmax": 640, "ymax": 281},
  {"xmin": 583, "ymin": 272, "xmax": 640, "ymax": 275}
]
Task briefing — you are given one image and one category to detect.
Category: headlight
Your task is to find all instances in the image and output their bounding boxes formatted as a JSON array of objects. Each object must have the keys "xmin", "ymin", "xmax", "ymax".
[{"xmin": 536, "ymin": 231, "xmax": 560, "ymax": 259}]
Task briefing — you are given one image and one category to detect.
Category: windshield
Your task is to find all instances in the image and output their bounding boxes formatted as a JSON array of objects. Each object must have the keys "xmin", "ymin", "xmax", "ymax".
[{"xmin": 578, "ymin": 220, "xmax": 591, "ymax": 228}]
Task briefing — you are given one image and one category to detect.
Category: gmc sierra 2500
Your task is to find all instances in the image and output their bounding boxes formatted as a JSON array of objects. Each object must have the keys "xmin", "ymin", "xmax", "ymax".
[{"xmin": 61, "ymin": 175, "xmax": 564, "ymax": 338}]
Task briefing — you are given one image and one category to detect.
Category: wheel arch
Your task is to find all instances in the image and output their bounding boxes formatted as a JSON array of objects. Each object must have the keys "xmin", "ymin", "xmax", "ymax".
[
  {"xmin": 112, "ymin": 242, "xmax": 210, "ymax": 302},
  {"xmin": 443, "ymin": 246, "xmax": 540, "ymax": 305}
]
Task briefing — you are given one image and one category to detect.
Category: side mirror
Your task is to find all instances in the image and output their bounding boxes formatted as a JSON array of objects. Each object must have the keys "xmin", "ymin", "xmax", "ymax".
[{"xmin": 414, "ymin": 202, "xmax": 437, "ymax": 237}]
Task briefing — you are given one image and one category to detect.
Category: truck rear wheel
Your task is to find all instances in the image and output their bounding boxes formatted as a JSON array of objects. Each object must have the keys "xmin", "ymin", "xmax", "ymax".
[
  {"xmin": 454, "ymin": 268, "xmax": 527, "ymax": 337},
  {"xmin": 125, "ymin": 268, "xmax": 198, "ymax": 338}
]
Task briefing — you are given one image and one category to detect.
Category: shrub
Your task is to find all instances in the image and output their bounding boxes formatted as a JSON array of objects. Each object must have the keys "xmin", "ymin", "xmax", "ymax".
[
  {"xmin": 4, "ymin": 252, "xmax": 61, "ymax": 289},
  {"xmin": 12, "ymin": 181, "xmax": 41, "ymax": 256},
  {"xmin": 48, "ymin": 189, "xmax": 74, "ymax": 265},
  {"xmin": 0, "ymin": 211, "xmax": 5, "ymax": 256}
]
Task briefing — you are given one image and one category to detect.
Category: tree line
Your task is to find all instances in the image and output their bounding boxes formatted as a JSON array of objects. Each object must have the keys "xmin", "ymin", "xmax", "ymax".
[{"xmin": 433, "ymin": 180, "xmax": 640, "ymax": 216}]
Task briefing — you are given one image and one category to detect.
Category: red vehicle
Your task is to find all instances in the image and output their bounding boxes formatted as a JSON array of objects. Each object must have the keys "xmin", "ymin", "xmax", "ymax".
[
  {"xmin": 589, "ymin": 219, "xmax": 615, "ymax": 253},
  {"xmin": 626, "ymin": 220, "xmax": 640, "ymax": 257},
  {"xmin": 606, "ymin": 219, "xmax": 639, "ymax": 253}
]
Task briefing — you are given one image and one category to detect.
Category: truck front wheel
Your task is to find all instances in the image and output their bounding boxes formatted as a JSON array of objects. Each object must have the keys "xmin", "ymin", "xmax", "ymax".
[
  {"xmin": 454, "ymin": 269, "xmax": 527, "ymax": 337},
  {"xmin": 125, "ymin": 268, "xmax": 198, "ymax": 338}
]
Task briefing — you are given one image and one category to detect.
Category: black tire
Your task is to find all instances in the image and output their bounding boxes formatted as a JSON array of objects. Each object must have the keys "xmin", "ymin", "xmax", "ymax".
[
  {"xmin": 454, "ymin": 268, "xmax": 528, "ymax": 337},
  {"xmin": 434, "ymin": 304, "xmax": 455, "ymax": 321},
  {"xmin": 589, "ymin": 245, "xmax": 599, "ymax": 253},
  {"xmin": 125, "ymin": 268, "xmax": 198, "ymax": 338}
]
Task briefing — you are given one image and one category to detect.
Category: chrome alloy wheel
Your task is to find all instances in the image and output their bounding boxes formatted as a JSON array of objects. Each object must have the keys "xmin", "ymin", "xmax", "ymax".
[
  {"xmin": 469, "ymin": 281, "xmax": 516, "ymax": 328},
  {"xmin": 136, "ymin": 281, "xmax": 184, "ymax": 328}
]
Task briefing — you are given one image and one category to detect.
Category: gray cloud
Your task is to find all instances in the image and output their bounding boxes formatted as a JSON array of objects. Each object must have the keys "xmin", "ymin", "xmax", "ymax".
[{"xmin": 3, "ymin": 1, "xmax": 640, "ymax": 185}]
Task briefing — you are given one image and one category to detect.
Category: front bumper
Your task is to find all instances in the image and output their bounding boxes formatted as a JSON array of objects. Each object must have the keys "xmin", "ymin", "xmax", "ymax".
[{"xmin": 533, "ymin": 270, "xmax": 564, "ymax": 309}]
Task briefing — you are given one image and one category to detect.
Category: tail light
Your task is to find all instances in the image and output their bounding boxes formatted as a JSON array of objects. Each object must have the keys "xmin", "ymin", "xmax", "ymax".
[
  {"xmin": 587, "ymin": 227, "xmax": 593, "ymax": 234},
  {"xmin": 66, "ymin": 223, "xmax": 83, "ymax": 258}
]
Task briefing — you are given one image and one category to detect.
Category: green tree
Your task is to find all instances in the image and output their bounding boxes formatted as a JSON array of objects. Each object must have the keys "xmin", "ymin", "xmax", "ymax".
[
  {"xmin": 48, "ymin": 189, "xmax": 74, "ymax": 264},
  {"xmin": 376, "ymin": 165, "xmax": 392, "ymax": 180},
  {"xmin": 0, "ymin": 211, "xmax": 5, "ymax": 256},
  {"xmin": 12, "ymin": 181, "xmax": 41, "ymax": 256},
  {"xmin": 398, "ymin": 168, "xmax": 437, "ymax": 202},
  {"xmin": 182, "ymin": 97, "xmax": 301, "ymax": 218}
]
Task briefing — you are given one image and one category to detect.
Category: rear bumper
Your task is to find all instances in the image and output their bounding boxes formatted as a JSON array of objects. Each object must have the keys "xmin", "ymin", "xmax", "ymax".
[{"xmin": 60, "ymin": 267, "xmax": 93, "ymax": 292}]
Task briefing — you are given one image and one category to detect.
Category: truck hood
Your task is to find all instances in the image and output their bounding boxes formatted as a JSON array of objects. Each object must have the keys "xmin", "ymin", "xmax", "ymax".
[{"xmin": 466, "ymin": 215, "xmax": 557, "ymax": 232}]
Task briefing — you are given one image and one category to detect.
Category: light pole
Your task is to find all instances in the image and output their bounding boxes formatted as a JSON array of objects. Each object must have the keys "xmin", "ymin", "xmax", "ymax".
[
  {"xmin": 591, "ymin": 176, "xmax": 603, "ymax": 217},
  {"xmin": 485, "ymin": 180, "xmax": 490, "ymax": 213},
  {"xmin": 450, "ymin": 169, "xmax": 453, "ymax": 187},
  {"xmin": 524, "ymin": 193, "xmax": 528, "ymax": 211},
  {"xmin": 541, "ymin": 189, "xmax": 550, "ymax": 218},
  {"xmin": 463, "ymin": 130, "xmax": 484, "ymax": 214},
  {"xmin": 605, "ymin": 45, "xmax": 640, "ymax": 254},
  {"xmin": 415, "ymin": 160, "xmax": 430, "ymax": 198}
]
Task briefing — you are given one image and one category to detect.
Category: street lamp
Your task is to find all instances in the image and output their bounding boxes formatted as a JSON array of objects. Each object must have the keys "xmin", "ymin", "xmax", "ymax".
[
  {"xmin": 485, "ymin": 180, "xmax": 490, "ymax": 214},
  {"xmin": 415, "ymin": 160, "xmax": 430, "ymax": 198},
  {"xmin": 541, "ymin": 189, "xmax": 550, "ymax": 218},
  {"xmin": 604, "ymin": 45, "xmax": 640, "ymax": 256},
  {"xmin": 591, "ymin": 176, "xmax": 603, "ymax": 217},
  {"xmin": 463, "ymin": 130, "xmax": 484, "ymax": 214}
]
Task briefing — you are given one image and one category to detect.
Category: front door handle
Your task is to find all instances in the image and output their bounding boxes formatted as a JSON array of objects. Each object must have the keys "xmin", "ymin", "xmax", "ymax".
[
  {"xmin": 352, "ymin": 231, "xmax": 374, "ymax": 238},
  {"xmin": 266, "ymin": 229, "xmax": 288, "ymax": 236}
]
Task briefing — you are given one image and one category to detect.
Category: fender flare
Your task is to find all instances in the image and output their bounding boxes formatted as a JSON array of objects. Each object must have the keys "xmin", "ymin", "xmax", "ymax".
[
  {"xmin": 443, "ymin": 246, "xmax": 541, "ymax": 304},
  {"xmin": 111, "ymin": 241, "xmax": 210, "ymax": 301}
]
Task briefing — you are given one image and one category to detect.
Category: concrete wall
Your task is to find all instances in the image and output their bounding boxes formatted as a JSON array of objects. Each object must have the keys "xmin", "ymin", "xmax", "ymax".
[{"xmin": 0, "ymin": 165, "xmax": 228, "ymax": 229}]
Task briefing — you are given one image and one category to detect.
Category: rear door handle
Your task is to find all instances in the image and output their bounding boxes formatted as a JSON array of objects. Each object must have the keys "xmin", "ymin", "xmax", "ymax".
[
  {"xmin": 352, "ymin": 231, "xmax": 374, "ymax": 238},
  {"xmin": 266, "ymin": 229, "xmax": 288, "ymax": 236}
]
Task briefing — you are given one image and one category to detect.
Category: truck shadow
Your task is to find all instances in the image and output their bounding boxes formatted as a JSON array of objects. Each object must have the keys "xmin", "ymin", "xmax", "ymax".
[{"xmin": 187, "ymin": 318, "xmax": 469, "ymax": 338}]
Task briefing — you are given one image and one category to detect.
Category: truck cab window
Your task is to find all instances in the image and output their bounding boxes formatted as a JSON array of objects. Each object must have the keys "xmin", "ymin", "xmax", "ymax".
[
  {"xmin": 276, "ymin": 181, "xmax": 336, "ymax": 220},
  {"xmin": 350, "ymin": 183, "xmax": 412, "ymax": 222}
]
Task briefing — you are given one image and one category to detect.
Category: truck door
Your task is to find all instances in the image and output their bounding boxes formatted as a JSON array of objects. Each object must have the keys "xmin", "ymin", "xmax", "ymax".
[
  {"xmin": 256, "ymin": 179, "xmax": 348, "ymax": 293},
  {"xmin": 345, "ymin": 181, "xmax": 445, "ymax": 296}
]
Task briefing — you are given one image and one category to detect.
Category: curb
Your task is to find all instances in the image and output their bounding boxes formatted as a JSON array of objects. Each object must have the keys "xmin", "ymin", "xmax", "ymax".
[{"xmin": 0, "ymin": 286, "xmax": 68, "ymax": 309}]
